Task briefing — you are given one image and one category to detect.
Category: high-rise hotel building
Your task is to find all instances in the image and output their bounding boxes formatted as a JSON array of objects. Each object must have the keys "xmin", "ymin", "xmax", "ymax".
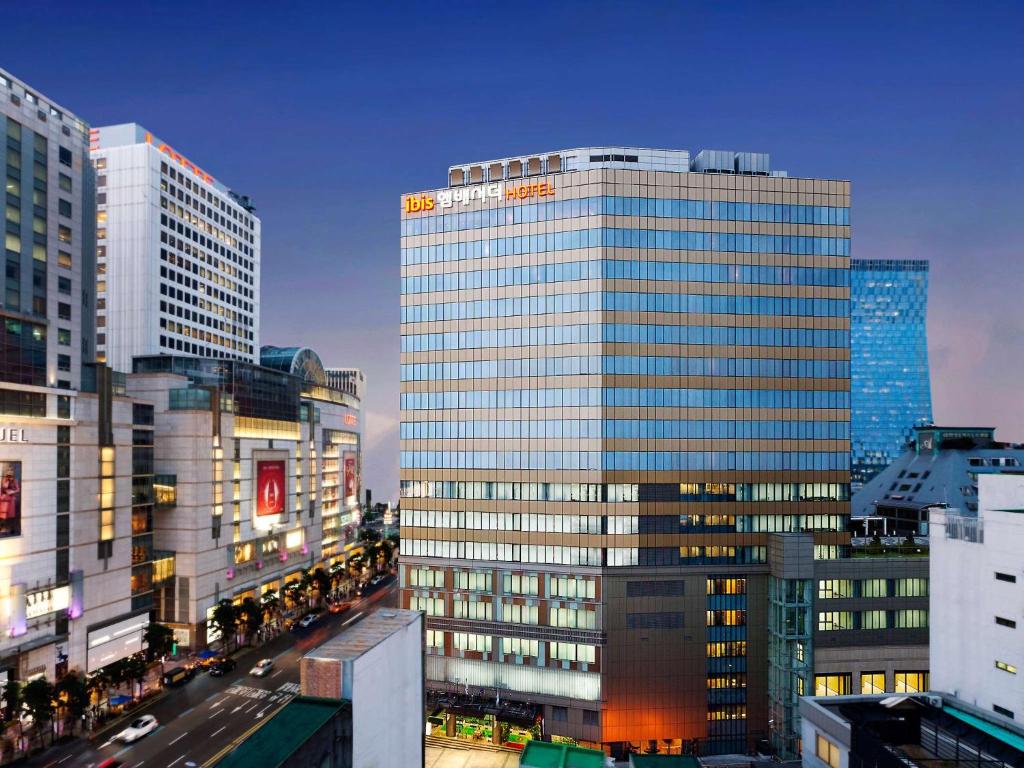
[
  {"xmin": 89, "ymin": 124, "xmax": 260, "ymax": 372},
  {"xmin": 400, "ymin": 148, "xmax": 851, "ymax": 756},
  {"xmin": 0, "ymin": 69, "xmax": 150, "ymax": 682}
]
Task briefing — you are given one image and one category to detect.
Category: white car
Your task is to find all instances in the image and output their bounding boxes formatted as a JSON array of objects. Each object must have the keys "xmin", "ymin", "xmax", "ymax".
[
  {"xmin": 117, "ymin": 714, "xmax": 158, "ymax": 743},
  {"xmin": 298, "ymin": 613, "xmax": 318, "ymax": 628},
  {"xmin": 250, "ymin": 658, "xmax": 274, "ymax": 677}
]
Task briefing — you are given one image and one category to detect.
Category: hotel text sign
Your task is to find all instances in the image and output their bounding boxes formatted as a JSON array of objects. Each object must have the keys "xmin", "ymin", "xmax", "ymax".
[
  {"xmin": 0, "ymin": 428, "xmax": 28, "ymax": 444},
  {"xmin": 404, "ymin": 181, "xmax": 555, "ymax": 214}
]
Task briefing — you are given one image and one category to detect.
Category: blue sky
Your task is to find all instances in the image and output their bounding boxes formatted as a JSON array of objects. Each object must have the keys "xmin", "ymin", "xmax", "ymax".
[{"xmin": 5, "ymin": 1, "xmax": 1023, "ymax": 499}]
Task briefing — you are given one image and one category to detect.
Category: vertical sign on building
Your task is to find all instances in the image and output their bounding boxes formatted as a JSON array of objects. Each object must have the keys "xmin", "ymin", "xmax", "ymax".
[
  {"xmin": 343, "ymin": 452, "xmax": 357, "ymax": 503},
  {"xmin": 256, "ymin": 460, "xmax": 286, "ymax": 517}
]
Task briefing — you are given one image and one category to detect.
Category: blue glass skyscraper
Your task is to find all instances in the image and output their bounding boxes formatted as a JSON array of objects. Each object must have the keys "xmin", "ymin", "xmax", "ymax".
[{"xmin": 850, "ymin": 259, "xmax": 932, "ymax": 489}]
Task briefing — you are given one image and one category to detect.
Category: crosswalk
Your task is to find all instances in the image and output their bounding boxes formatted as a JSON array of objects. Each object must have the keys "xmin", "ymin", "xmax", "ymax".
[{"xmin": 222, "ymin": 681, "xmax": 299, "ymax": 707}]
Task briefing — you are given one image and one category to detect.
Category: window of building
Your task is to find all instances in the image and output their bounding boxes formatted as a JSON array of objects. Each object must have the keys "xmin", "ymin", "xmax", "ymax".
[
  {"xmin": 818, "ymin": 579, "xmax": 852, "ymax": 599},
  {"xmin": 58, "ymin": 276, "xmax": 71, "ymax": 295},
  {"xmin": 895, "ymin": 609, "xmax": 928, "ymax": 628},
  {"xmin": 894, "ymin": 671, "xmax": 929, "ymax": 693},
  {"xmin": 860, "ymin": 610, "xmax": 888, "ymax": 629},
  {"xmin": 58, "ymin": 303, "xmax": 71, "ymax": 320},
  {"xmin": 815, "ymin": 734, "xmax": 841, "ymax": 768},
  {"xmin": 817, "ymin": 611, "xmax": 853, "ymax": 631},
  {"xmin": 582, "ymin": 709, "xmax": 599, "ymax": 727},
  {"xmin": 57, "ymin": 328, "xmax": 70, "ymax": 346},
  {"xmin": 58, "ymin": 147, "xmax": 72, "ymax": 167},
  {"xmin": 814, "ymin": 674, "xmax": 851, "ymax": 697},
  {"xmin": 58, "ymin": 173, "xmax": 72, "ymax": 192},
  {"xmin": 996, "ymin": 572, "xmax": 1017, "ymax": 583},
  {"xmin": 550, "ymin": 706, "xmax": 568, "ymax": 723},
  {"xmin": 895, "ymin": 578, "xmax": 928, "ymax": 597},
  {"xmin": 58, "ymin": 251, "xmax": 72, "ymax": 268},
  {"xmin": 860, "ymin": 578, "xmax": 888, "ymax": 598},
  {"xmin": 996, "ymin": 660, "xmax": 1018, "ymax": 675},
  {"xmin": 994, "ymin": 704, "xmax": 1015, "ymax": 720},
  {"xmin": 861, "ymin": 672, "xmax": 886, "ymax": 694},
  {"xmin": 57, "ymin": 225, "xmax": 72, "ymax": 243},
  {"xmin": 996, "ymin": 616, "xmax": 1017, "ymax": 628}
]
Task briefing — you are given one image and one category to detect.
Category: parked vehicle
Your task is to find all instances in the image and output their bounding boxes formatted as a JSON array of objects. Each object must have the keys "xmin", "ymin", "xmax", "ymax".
[
  {"xmin": 162, "ymin": 666, "xmax": 195, "ymax": 686},
  {"xmin": 209, "ymin": 657, "xmax": 237, "ymax": 677},
  {"xmin": 116, "ymin": 715, "xmax": 158, "ymax": 743},
  {"xmin": 249, "ymin": 658, "xmax": 274, "ymax": 677}
]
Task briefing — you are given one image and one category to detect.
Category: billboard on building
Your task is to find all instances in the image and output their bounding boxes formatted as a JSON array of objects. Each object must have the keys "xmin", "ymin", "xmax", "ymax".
[
  {"xmin": 256, "ymin": 459, "xmax": 286, "ymax": 517},
  {"xmin": 343, "ymin": 452, "xmax": 357, "ymax": 501},
  {"xmin": 0, "ymin": 461, "xmax": 21, "ymax": 538}
]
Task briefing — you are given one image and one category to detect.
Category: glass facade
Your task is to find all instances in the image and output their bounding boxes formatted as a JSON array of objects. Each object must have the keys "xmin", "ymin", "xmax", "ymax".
[
  {"xmin": 400, "ymin": 149, "xmax": 851, "ymax": 755},
  {"xmin": 850, "ymin": 260, "xmax": 932, "ymax": 488}
]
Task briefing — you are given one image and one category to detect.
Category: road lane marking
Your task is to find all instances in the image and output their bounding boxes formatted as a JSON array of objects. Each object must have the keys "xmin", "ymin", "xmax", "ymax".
[
  {"xmin": 210, "ymin": 708, "xmax": 224, "ymax": 717},
  {"xmin": 244, "ymin": 703, "xmax": 258, "ymax": 713},
  {"xmin": 210, "ymin": 698, "xmax": 228, "ymax": 709},
  {"xmin": 269, "ymin": 670, "xmax": 281, "ymax": 678},
  {"xmin": 59, "ymin": 757, "xmax": 73, "ymax": 765},
  {"xmin": 342, "ymin": 611, "xmax": 364, "ymax": 626},
  {"xmin": 231, "ymin": 704, "xmax": 244, "ymax": 713},
  {"xmin": 210, "ymin": 726, "xmax": 226, "ymax": 737},
  {"xmin": 169, "ymin": 732, "xmax": 189, "ymax": 745},
  {"xmin": 167, "ymin": 755, "xmax": 186, "ymax": 767},
  {"xmin": 132, "ymin": 763, "xmax": 145, "ymax": 768}
]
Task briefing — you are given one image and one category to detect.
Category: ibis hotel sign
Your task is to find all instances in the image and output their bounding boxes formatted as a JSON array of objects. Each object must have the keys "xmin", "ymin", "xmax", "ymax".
[{"xmin": 404, "ymin": 180, "xmax": 556, "ymax": 213}]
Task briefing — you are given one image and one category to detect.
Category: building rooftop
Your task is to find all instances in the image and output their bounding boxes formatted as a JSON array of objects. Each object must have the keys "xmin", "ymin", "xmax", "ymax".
[
  {"xmin": 801, "ymin": 693, "xmax": 1024, "ymax": 767},
  {"xmin": 628, "ymin": 755, "xmax": 700, "ymax": 768},
  {"xmin": 444, "ymin": 146, "xmax": 789, "ymax": 188},
  {"xmin": 214, "ymin": 696, "xmax": 349, "ymax": 768},
  {"xmin": 303, "ymin": 608, "xmax": 420, "ymax": 663},
  {"xmin": 852, "ymin": 426, "xmax": 1024, "ymax": 518},
  {"xmin": 519, "ymin": 740, "xmax": 606, "ymax": 768}
]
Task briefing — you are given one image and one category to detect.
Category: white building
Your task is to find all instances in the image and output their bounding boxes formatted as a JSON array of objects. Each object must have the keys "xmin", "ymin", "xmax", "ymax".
[
  {"xmin": 300, "ymin": 609, "xmax": 423, "ymax": 768},
  {"xmin": 930, "ymin": 473, "xmax": 1024, "ymax": 723},
  {"xmin": 126, "ymin": 347, "xmax": 361, "ymax": 650},
  {"xmin": 0, "ymin": 70, "xmax": 149, "ymax": 682},
  {"xmin": 90, "ymin": 123, "xmax": 260, "ymax": 372}
]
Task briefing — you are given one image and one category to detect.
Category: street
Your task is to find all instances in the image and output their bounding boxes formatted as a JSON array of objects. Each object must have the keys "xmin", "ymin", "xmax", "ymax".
[{"xmin": 30, "ymin": 578, "xmax": 398, "ymax": 768}]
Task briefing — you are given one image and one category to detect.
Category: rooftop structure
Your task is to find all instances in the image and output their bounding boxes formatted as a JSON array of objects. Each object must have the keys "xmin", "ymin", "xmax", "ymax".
[
  {"xmin": 800, "ymin": 692, "xmax": 1024, "ymax": 768},
  {"xmin": 519, "ymin": 740, "xmax": 606, "ymax": 768},
  {"xmin": 214, "ymin": 696, "xmax": 351, "ymax": 768},
  {"xmin": 851, "ymin": 426, "xmax": 1024, "ymax": 533}
]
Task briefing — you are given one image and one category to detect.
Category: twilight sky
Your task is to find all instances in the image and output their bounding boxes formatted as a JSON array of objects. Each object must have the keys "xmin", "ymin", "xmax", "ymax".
[{"xmin": 5, "ymin": 2, "xmax": 1023, "ymax": 501}]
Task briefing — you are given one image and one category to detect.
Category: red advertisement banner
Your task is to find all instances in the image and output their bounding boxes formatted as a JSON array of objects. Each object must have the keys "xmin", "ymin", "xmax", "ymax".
[
  {"xmin": 256, "ymin": 460, "xmax": 286, "ymax": 517},
  {"xmin": 343, "ymin": 453, "xmax": 357, "ymax": 499}
]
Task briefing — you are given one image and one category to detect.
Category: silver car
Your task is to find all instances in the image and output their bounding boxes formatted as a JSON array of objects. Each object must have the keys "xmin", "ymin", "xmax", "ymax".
[{"xmin": 249, "ymin": 658, "xmax": 274, "ymax": 677}]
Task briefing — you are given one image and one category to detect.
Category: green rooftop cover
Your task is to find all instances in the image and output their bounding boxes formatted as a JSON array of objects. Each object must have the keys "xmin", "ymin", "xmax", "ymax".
[
  {"xmin": 215, "ymin": 696, "xmax": 349, "ymax": 768},
  {"xmin": 629, "ymin": 756, "xmax": 700, "ymax": 768},
  {"xmin": 520, "ymin": 740, "xmax": 606, "ymax": 768},
  {"xmin": 944, "ymin": 706, "xmax": 1024, "ymax": 754}
]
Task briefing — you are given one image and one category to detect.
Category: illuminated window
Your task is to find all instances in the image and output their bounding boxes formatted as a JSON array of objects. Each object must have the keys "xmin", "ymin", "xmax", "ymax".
[
  {"xmin": 816, "ymin": 733, "xmax": 841, "ymax": 768},
  {"xmin": 814, "ymin": 674, "xmax": 851, "ymax": 697},
  {"xmin": 895, "ymin": 609, "xmax": 928, "ymax": 628},
  {"xmin": 817, "ymin": 579, "xmax": 852, "ymax": 599},
  {"xmin": 860, "ymin": 610, "xmax": 888, "ymax": 629},
  {"xmin": 895, "ymin": 578, "xmax": 928, "ymax": 597},
  {"xmin": 861, "ymin": 672, "xmax": 886, "ymax": 694},
  {"xmin": 996, "ymin": 661, "xmax": 1018, "ymax": 675},
  {"xmin": 860, "ymin": 578, "xmax": 888, "ymax": 597},
  {"xmin": 453, "ymin": 632, "xmax": 491, "ymax": 653},
  {"xmin": 817, "ymin": 611, "xmax": 852, "ymax": 631},
  {"xmin": 894, "ymin": 671, "xmax": 929, "ymax": 693}
]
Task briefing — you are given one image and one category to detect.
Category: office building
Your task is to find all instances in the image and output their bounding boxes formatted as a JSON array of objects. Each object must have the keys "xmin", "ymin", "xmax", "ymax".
[
  {"xmin": 931, "ymin": 474, "xmax": 1024, "ymax": 722},
  {"xmin": 852, "ymin": 426, "xmax": 1024, "ymax": 532},
  {"xmin": 850, "ymin": 260, "xmax": 931, "ymax": 490},
  {"xmin": 801, "ymin": 692, "xmax": 1024, "ymax": 768},
  {"xmin": 0, "ymin": 70, "xmax": 149, "ymax": 681},
  {"xmin": 767, "ymin": 533, "xmax": 929, "ymax": 756},
  {"xmin": 89, "ymin": 123, "xmax": 260, "ymax": 372},
  {"xmin": 125, "ymin": 346, "xmax": 360, "ymax": 650},
  {"xmin": 400, "ymin": 146, "xmax": 852, "ymax": 756}
]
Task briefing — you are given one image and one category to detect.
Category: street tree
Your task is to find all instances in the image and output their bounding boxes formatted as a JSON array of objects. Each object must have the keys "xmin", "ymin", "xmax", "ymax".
[
  {"xmin": 54, "ymin": 672, "xmax": 88, "ymax": 736},
  {"xmin": 237, "ymin": 597, "xmax": 264, "ymax": 643},
  {"xmin": 21, "ymin": 677, "xmax": 55, "ymax": 749},
  {"xmin": 209, "ymin": 599, "xmax": 238, "ymax": 653},
  {"xmin": 143, "ymin": 623, "xmax": 175, "ymax": 671},
  {"xmin": 310, "ymin": 567, "xmax": 331, "ymax": 606},
  {"xmin": 124, "ymin": 655, "xmax": 148, "ymax": 700}
]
